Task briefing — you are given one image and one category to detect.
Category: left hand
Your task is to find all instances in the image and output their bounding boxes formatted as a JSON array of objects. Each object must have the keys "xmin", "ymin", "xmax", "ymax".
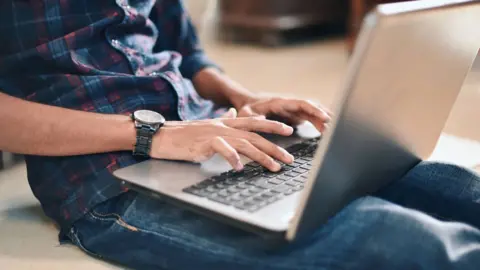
[{"xmin": 236, "ymin": 96, "xmax": 332, "ymax": 132}]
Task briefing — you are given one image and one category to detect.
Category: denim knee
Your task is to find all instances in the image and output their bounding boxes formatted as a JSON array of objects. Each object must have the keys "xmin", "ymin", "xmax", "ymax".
[{"xmin": 341, "ymin": 197, "xmax": 480, "ymax": 269}]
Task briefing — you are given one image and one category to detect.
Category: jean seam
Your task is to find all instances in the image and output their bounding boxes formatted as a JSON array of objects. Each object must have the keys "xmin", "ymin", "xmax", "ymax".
[
  {"xmin": 69, "ymin": 226, "xmax": 103, "ymax": 259},
  {"xmin": 89, "ymin": 211, "xmax": 139, "ymax": 232}
]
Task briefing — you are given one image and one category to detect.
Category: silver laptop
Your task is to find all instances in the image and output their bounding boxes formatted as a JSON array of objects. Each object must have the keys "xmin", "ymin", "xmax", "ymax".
[{"xmin": 114, "ymin": 0, "xmax": 480, "ymax": 241}]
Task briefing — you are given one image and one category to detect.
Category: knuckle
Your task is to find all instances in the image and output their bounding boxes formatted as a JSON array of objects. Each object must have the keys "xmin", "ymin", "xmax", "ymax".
[
  {"xmin": 211, "ymin": 136, "xmax": 224, "ymax": 144},
  {"xmin": 248, "ymin": 132, "xmax": 263, "ymax": 142}
]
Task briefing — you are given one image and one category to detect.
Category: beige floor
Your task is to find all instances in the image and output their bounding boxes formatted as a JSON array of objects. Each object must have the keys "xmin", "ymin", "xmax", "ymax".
[{"xmin": 1, "ymin": 35, "xmax": 479, "ymax": 269}]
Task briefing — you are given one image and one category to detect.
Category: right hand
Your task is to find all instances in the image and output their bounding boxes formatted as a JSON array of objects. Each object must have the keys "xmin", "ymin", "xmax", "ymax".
[{"xmin": 151, "ymin": 115, "xmax": 295, "ymax": 172}]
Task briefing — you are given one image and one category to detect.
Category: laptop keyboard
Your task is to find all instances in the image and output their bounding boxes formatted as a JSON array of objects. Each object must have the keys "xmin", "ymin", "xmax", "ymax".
[{"xmin": 182, "ymin": 137, "xmax": 320, "ymax": 213}]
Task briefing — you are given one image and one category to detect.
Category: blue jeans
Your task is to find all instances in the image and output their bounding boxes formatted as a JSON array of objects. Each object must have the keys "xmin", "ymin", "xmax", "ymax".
[{"xmin": 66, "ymin": 162, "xmax": 480, "ymax": 269}]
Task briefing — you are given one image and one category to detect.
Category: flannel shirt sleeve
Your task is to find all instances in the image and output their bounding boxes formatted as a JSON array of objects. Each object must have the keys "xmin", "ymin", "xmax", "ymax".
[{"xmin": 150, "ymin": 0, "xmax": 221, "ymax": 80}]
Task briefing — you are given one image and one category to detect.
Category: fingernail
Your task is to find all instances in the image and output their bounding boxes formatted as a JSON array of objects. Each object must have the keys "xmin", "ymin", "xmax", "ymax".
[
  {"xmin": 235, "ymin": 161, "xmax": 244, "ymax": 171},
  {"xmin": 283, "ymin": 124, "xmax": 294, "ymax": 134},
  {"xmin": 279, "ymin": 147, "xmax": 294, "ymax": 163},
  {"xmin": 272, "ymin": 162, "xmax": 281, "ymax": 172},
  {"xmin": 322, "ymin": 111, "xmax": 331, "ymax": 121}
]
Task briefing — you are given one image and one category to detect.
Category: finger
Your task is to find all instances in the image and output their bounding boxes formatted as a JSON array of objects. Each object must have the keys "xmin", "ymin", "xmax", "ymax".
[
  {"xmin": 307, "ymin": 100, "xmax": 334, "ymax": 116},
  {"xmin": 226, "ymin": 131, "xmax": 294, "ymax": 165},
  {"xmin": 226, "ymin": 138, "xmax": 282, "ymax": 172},
  {"xmin": 219, "ymin": 108, "xmax": 237, "ymax": 119},
  {"xmin": 272, "ymin": 110, "xmax": 305, "ymax": 126},
  {"xmin": 281, "ymin": 100, "xmax": 331, "ymax": 123},
  {"xmin": 296, "ymin": 111, "xmax": 328, "ymax": 132},
  {"xmin": 222, "ymin": 117, "xmax": 294, "ymax": 136},
  {"xmin": 210, "ymin": 136, "xmax": 243, "ymax": 171}
]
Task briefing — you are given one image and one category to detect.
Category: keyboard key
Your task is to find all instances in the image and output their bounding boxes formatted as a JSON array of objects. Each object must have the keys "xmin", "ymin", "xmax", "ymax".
[
  {"xmin": 260, "ymin": 191, "xmax": 275, "ymax": 199},
  {"xmin": 300, "ymin": 164, "xmax": 311, "ymax": 170},
  {"xmin": 212, "ymin": 175, "xmax": 227, "ymax": 182},
  {"xmin": 299, "ymin": 158, "xmax": 310, "ymax": 163},
  {"xmin": 284, "ymin": 189, "xmax": 295, "ymax": 196},
  {"xmin": 250, "ymin": 170, "xmax": 263, "ymax": 177},
  {"xmin": 285, "ymin": 181, "xmax": 298, "ymax": 187},
  {"xmin": 249, "ymin": 162, "xmax": 262, "ymax": 168},
  {"xmin": 267, "ymin": 195, "xmax": 282, "ymax": 204},
  {"xmin": 193, "ymin": 180, "xmax": 211, "ymax": 188},
  {"xmin": 262, "ymin": 172, "xmax": 277, "ymax": 178},
  {"xmin": 285, "ymin": 172, "xmax": 300, "ymax": 177},
  {"xmin": 217, "ymin": 190, "xmax": 230, "ymax": 197},
  {"xmin": 268, "ymin": 179, "xmax": 283, "ymax": 185},
  {"xmin": 272, "ymin": 184, "xmax": 291, "ymax": 193},
  {"xmin": 293, "ymin": 168, "xmax": 308, "ymax": 174},
  {"xmin": 284, "ymin": 165, "xmax": 295, "ymax": 171},
  {"xmin": 233, "ymin": 202, "xmax": 248, "ymax": 210},
  {"xmin": 249, "ymin": 187, "xmax": 263, "ymax": 194},
  {"xmin": 293, "ymin": 177, "xmax": 307, "ymax": 183},
  {"xmin": 228, "ymin": 194, "xmax": 242, "ymax": 201},
  {"xmin": 252, "ymin": 195, "xmax": 264, "ymax": 202},
  {"xmin": 206, "ymin": 186, "xmax": 218, "ymax": 193},
  {"xmin": 183, "ymin": 188, "xmax": 207, "ymax": 197},
  {"xmin": 209, "ymin": 196, "xmax": 231, "ymax": 205},
  {"xmin": 227, "ymin": 186, "xmax": 242, "ymax": 193},
  {"xmin": 224, "ymin": 179, "xmax": 238, "ymax": 185},
  {"xmin": 217, "ymin": 183, "xmax": 230, "ymax": 189},
  {"xmin": 240, "ymin": 190, "xmax": 254, "ymax": 198},
  {"xmin": 292, "ymin": 161, "xmax": 303, "ymax": 167},
  {"xmin": 236, "ymin": 183, "xmax": 249, "ymax": 189},
  {"xmin": 277, "ymin": 175, "xmax": 291, "ymax": 181},
  {"xmin": 253, "ymin": 179, "xmax": 276, "ymax": 190},
  {"xmin": 286, "ymin": 143, "xmax": 308, "ymax": 153}
]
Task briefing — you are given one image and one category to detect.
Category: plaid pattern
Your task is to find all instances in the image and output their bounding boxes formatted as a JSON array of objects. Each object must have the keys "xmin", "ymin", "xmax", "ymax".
[{"xmin": 0, "ymin": 0, "xmax": 222, "ymax": 229}]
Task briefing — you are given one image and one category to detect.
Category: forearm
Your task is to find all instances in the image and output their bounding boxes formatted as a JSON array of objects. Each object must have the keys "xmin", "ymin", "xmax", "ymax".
[
  {"xmin": 0, "ymin": 92, "xmax": 135, "ymax": 156},
  {"xmin": 192, "ymin": 68, "xmax": 257, "ymax": 109}
]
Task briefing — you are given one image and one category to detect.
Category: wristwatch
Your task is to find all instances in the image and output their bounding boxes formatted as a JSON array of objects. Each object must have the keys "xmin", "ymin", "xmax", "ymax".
[{"xmin": 131, "ymin": 110, "xmax": 165, "ymax": 157}]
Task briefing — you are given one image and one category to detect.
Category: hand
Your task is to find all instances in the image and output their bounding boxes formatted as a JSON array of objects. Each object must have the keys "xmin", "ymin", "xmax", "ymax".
[
  {"xmin": 237, "ymin": 97, "xmax": 331, "ymax": 132},
  {"xmin": 151, "ymin": 116, "xmax": 295, "ymax": 172}
]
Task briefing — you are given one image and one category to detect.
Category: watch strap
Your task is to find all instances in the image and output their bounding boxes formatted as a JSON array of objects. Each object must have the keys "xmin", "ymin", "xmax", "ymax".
[{"xmin": 133, "ymin": 124, "xmax": 157, "ymax": 157}]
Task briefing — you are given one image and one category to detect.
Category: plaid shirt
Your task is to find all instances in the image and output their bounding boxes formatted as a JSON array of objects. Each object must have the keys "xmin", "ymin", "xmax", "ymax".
[{"xmin": 0, "ymin": 0, "xmax": 222, "ymax": 229}]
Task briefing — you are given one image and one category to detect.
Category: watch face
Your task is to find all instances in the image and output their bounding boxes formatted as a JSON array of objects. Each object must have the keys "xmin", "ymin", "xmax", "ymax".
[{"xmin": 133, "ymin": 110, "xmax": 165, "ymax": 125}]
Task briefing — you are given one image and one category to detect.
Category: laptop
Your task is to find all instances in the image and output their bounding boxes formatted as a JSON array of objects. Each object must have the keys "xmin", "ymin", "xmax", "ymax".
[{"xmin": 114, "ymin": 0, "xmax": 480, "ymax": 241}]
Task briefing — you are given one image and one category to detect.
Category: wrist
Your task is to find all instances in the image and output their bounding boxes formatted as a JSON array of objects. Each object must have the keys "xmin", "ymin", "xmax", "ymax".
[
  {"xmin": 150, "ymin": 122, "xmax": 178, "ymax": 159},
  {"xmin": 110, "ymin": 114, "xmax": 136, "ymax": 152},
  {"xmin": 193, "ymin": 68, "xmax": 258, "ymax": 109}
]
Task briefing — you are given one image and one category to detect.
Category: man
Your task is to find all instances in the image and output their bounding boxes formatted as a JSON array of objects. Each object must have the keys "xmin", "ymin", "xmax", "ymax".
[{"xmin": 0, "ymin": 1, "xmax": 479, "ymax": 269}]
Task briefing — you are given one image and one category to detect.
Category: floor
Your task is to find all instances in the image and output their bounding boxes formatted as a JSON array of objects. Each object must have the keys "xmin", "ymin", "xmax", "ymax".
[{"xmin": 1, "ymin": 33, "xmax": 480, "ymax": 269}]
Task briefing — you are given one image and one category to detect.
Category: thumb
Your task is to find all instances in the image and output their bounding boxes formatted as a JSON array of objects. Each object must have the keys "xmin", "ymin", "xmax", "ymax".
[{"xmin": 219, "ymin": 108, "xmax": 237, "ymax": 119}]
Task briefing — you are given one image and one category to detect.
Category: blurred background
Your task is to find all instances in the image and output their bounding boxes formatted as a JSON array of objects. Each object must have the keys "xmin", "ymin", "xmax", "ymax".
[{"xmin": 184, "ymin": 0, "xmax": 480, "ymax": 143}]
